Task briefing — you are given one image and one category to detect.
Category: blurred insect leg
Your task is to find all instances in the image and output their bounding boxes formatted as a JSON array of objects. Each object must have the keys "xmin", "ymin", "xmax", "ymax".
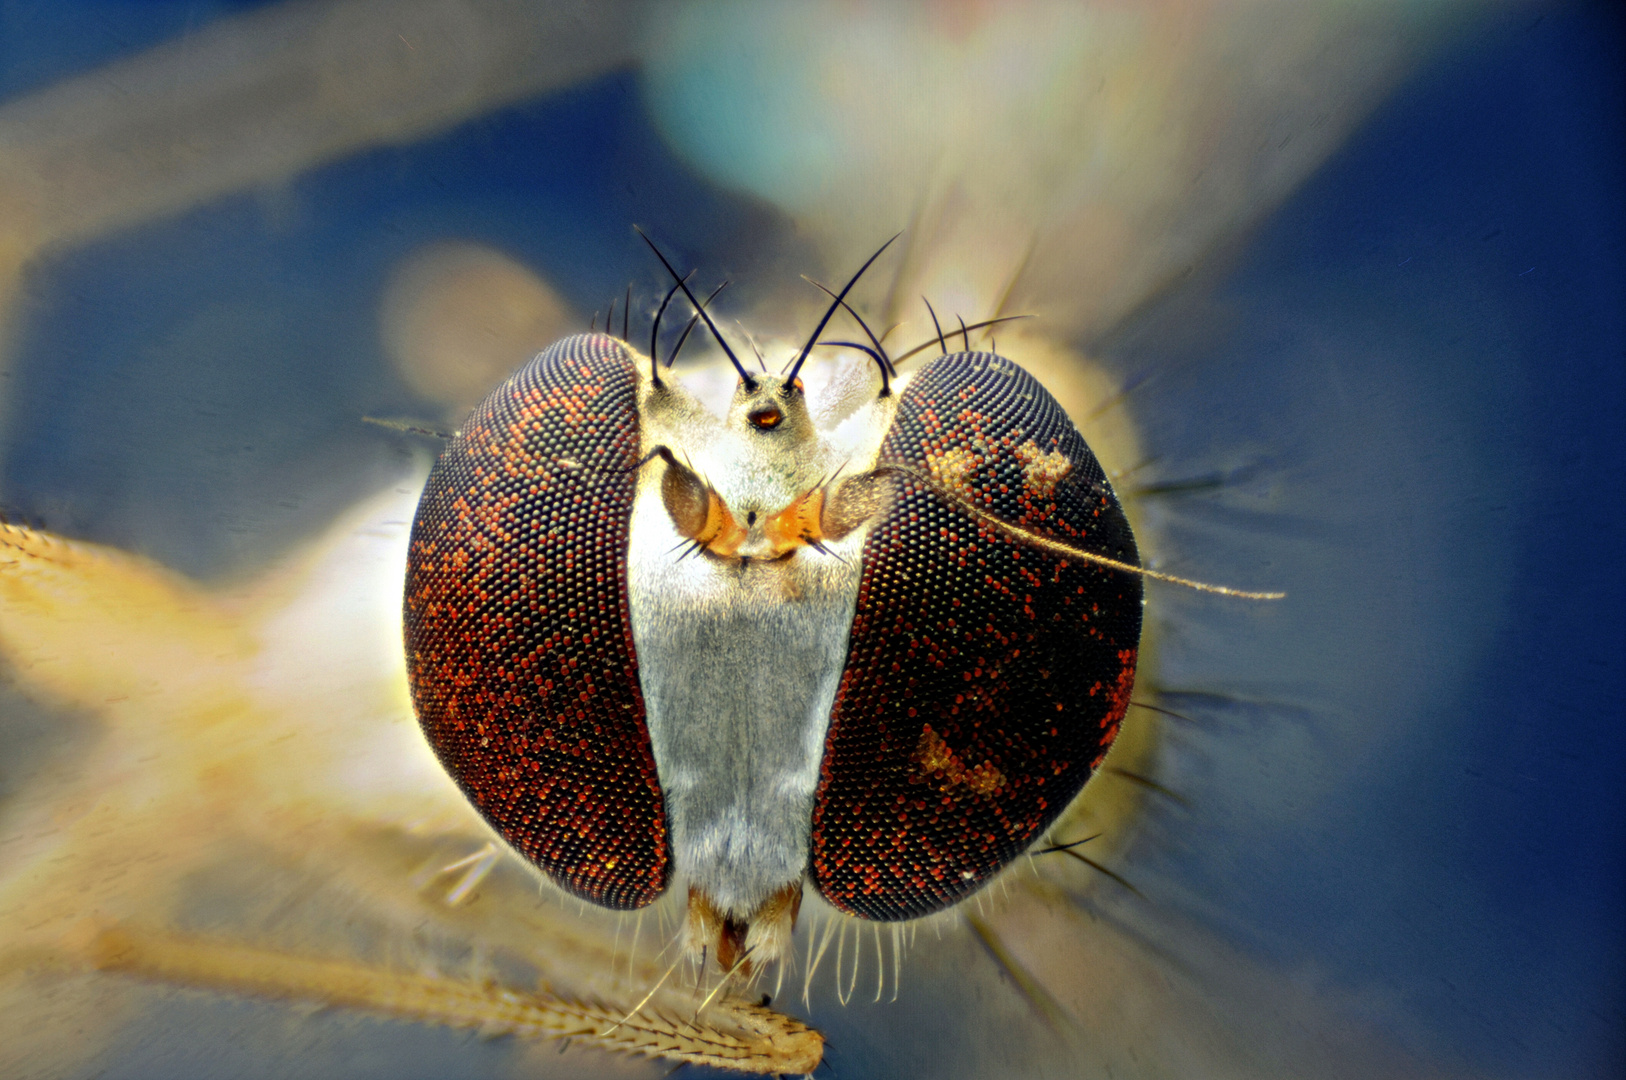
[
  {"xmin": 965, "ymin": 914, "xmax": 1069, "ymax": 1033},
  {"xmin": 416, "ymin": 841, "xmax": 498, "ymax": 907},
  {"xmin": 48, "ymin": 923, "xmax": 823, "ymax": 1075}
]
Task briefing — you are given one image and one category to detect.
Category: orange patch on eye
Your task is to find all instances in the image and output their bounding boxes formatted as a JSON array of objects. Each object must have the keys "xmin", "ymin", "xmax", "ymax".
[
  {"xmin": 1013, "ymin": 440, "xmax": 1072, "ymax": 498},
  {"xmin": 913, "ymin": 725, "xmax": 1006, "ymax": 796}
]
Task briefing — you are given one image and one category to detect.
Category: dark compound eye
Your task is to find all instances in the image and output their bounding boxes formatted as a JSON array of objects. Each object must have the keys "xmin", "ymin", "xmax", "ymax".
[
  {"xmin": 403, "ymin": 333, "xmax": 670, "ymax": 910},
  {"xmin": 808, "ymin": 350, "xmax": 1142, "ymax": 921}
]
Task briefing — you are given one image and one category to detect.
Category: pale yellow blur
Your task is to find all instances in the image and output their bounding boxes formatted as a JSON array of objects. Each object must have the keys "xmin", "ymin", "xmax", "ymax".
[{"xmin": 381, "ymin": 242, "xmax": 578, "ymax": 416}]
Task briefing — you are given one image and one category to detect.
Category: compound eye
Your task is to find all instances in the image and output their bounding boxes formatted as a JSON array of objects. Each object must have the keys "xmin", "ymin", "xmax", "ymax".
[
  {"xmin": 747, "ymin": 405, "xmax": 784, "ymax": 430},
  {"xmin": 405, "ymin": 334, "xmax": 669, "ymax": 911},
  {"xmin": 808, "ymin": 351, "xmax": 1142, "ymax": 923}
]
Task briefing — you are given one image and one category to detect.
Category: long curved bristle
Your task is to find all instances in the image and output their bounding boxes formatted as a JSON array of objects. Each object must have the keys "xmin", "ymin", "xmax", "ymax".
[
  {"xmin": 868, "ymin": 461, "xmax": 1286, "ymax": 598},
  {"xmin": 1033, "ymin": 833, "xmax": 1102, "ymax": 855},
  {"xmin": 803, "ymin": 277, "xmax": 894, "ymax": 374},
  {"xmin": 635, "ymin": 227, "xmax": 757, "ymax": 390},
  {"xmin": 820, "ymin": 340, "xmax": 891, "ymax": 397},
  {"xmin": 787, "ymin": 234, "xmax": 901, "ymax": 384},
  {"xmin": 669, "ymin": 281, "xmax": 729, "ymax": 368},
  {"xmin": 649, "ymin": 272, "xmax": 691, "ymax": 379},
  {"xmin": 670, "ymin": 314, "xmax": 701, "ymax": 367},
  {"xmin": 921, "ymin": 296, "xmax": 946, "ymax": 356},
  {"xmin": 738, "ymin": 322, "xmax": 768, "ymax": 373}
]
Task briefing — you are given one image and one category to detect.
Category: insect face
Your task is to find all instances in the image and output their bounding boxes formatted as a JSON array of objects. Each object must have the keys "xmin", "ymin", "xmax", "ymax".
[
  {"xmin": 404, "ymin": 248, "xmax": 1142, "ymax": 977},
  {"xmin": 630, "ymin": 360, "xmax": 882, "ymax": 967}
]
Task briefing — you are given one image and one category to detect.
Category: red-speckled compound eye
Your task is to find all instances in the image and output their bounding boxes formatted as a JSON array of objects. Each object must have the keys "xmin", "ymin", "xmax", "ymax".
[
  {"xmin": 809, "ymin": 351, "xmax": 1142, "ymax": 920},
  {"xmin": 403, "ymin": 333, "xmax": 668, "ymax": 909}
]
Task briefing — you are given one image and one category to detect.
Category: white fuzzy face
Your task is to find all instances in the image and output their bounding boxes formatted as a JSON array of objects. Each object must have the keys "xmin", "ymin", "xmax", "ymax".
[{"xmin": 625, "ymin": 350, "xmax": 899, "ymax": 967}]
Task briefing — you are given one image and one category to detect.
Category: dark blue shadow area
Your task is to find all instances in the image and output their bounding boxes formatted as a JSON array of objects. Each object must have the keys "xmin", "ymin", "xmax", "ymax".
[
  {"xmin": 2, "ymin": 68, "xmax": 786, "ymax": 580},
  {"xmin": 1102, "ymin": 3, "xmax": 1623, "ymax": 1074}
]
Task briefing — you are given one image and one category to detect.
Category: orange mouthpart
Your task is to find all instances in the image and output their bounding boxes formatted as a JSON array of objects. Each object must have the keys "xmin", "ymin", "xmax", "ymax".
[
  {"xmin": 763, "ymin": 487, "xmax": 828, "ymax": 557},
  {"xmin": 688, "ymin": 489, "xmax": 748, "ymax": 558}
]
